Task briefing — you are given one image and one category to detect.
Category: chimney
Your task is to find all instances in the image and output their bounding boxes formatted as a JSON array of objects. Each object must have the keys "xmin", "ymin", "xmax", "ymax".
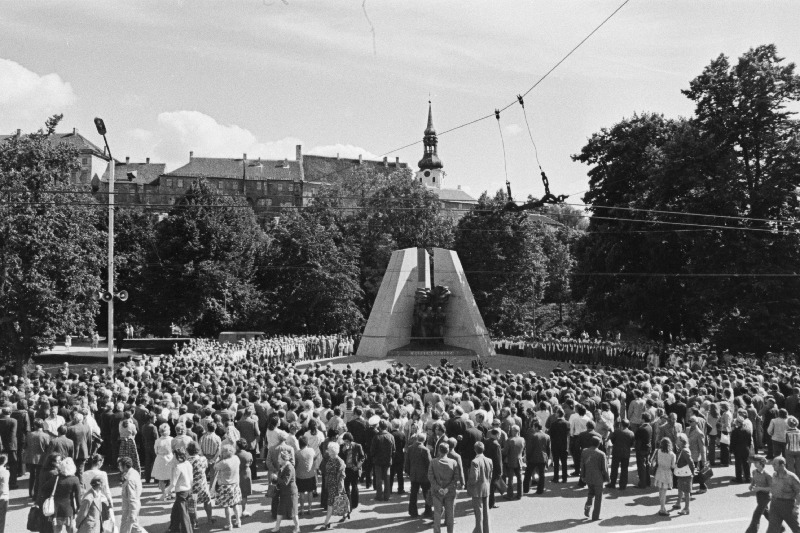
[
  {"xmin": 457, "ymin": 185, "xmax": 461, "ymax": 190},
  {"xmin": 295, "ymin": 144, "xmax": 302, "ymax": 162},
  {"xmin": 125, "ymin": 156, "xmax": 130, "ymax": 164},
  {"xmin": 383, "ymin": 156, "xmax": 388, "ymax": 167},
  {"xmin": 243, "ymin": 153, "xmax": 247, "ymax": 161},
  {"xmin": 73, "ymin": 127, "xmax": 77, "ymax": 134},
  {"xmin": 336, "ymin": 153, "xmax": 340, "ymax": 160},
  {"xmin": 16, "ymin": 129, "xmax": 21, "ymax": 136},
  {"xmin": 283, "ymin": 158, "xmax": 289, "ymax": 168},
  {"xmin": 395, "ymin": 157, "xmax": 400, "ymax": 166},
  {"xmin": 358, "ymin": 154, "xmax": 363, "ymax": 165},
  {"xmin": 189, "ymin": 151, "xmax": 194, "ymax": 160},
  {"xmin": 146, "ymin": 157, "xmax": 150, "ymax": 164}
]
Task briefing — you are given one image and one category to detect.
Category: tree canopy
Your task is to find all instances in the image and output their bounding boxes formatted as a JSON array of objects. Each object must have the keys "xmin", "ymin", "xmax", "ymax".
[{"xmin": 0, "ymin": 117, "xmax": 103, "ymax": 369}]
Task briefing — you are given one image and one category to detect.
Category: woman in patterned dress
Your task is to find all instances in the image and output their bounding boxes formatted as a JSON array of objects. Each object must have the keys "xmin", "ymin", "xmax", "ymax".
[
  {"xmin": 118, "ymin": 417, "xmax": 141, "ymax": 474},
  {"xmin": 211, "ymin": 443, "xmax": 242, "ymax": 531},
  {"xmin": 321, "ymin": 442, "xmax": 347, "ymax": 529},
  {"xmin": 187, "ymin": 441, "xmax": 214, "ymax": 527}
]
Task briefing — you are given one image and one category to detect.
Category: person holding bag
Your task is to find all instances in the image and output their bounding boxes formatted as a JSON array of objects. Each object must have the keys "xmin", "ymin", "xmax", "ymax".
[
  {"xmin": 673, "ymin": 434, "xmax": 695, "ymax": 515},
  {"xmin": 270, "ymin": 450, "xmax": 299, "ymax": 533},
  {"xmin": 652, "ymin": 438, "xmax": 676, "ymax": 517},
  {"xmin": 76, "ymin": 476, "xmax": 114, "ymax": 533},
  {"xmin": 320, "ymin": 442, "xmax": 348, "ymax": 530}
]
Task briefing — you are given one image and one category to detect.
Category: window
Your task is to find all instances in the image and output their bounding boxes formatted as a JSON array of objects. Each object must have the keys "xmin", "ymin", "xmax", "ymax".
[
  {"xmin": 432, "ymin": 176, "xmax": 436, "ymax": 183},
  {"xmin": 166, "ymin": 178, "xmax": 173, "ymax": 187},
  {"xmin": 177, "ymin": 179, "xmax": 184, "ymax": 188},
  {"xmin": 257, "ymin": 182, "xmax": 263, "ymax": 190},
  {"xmin": 265, "ymin": 198, "xmax": 272, "ymax": 207},
  {"xmin": 81, "ymin": 157, "xmax": 90, "ymax": 167},
  {"xmin": 217, "ymin": 181, "xmax": 223, "ymax": 189}
]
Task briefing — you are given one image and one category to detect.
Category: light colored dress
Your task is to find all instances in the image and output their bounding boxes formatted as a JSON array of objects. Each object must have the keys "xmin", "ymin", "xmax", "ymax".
[
  {"xmin": 151, "ymin": 436, "xmax": 174, "ymax": 481},
  {"xmin": 653, "ymin": 449, "xmax": 676, "ymax": 489}
]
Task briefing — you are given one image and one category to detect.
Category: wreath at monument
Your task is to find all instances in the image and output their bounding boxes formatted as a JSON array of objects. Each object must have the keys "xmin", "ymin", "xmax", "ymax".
[{"xmin": 412, "ymin": 285, "xmax": 452, "ymax": 343}]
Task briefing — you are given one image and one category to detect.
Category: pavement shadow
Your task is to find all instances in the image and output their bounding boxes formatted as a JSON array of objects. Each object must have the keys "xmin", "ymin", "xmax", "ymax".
[
  {"xmin": 599, "ymin": 513, "xmax": 672, "ymax": 527},
  {"xmin": 518, "ymin": 517, "xmax": 587, "ymax": 532}
]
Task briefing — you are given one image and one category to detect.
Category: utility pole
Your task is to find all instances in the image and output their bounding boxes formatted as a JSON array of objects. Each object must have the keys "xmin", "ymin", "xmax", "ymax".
[{"xmin": 94, "ymin": 118, "xmax": 115, "ymax": 371}]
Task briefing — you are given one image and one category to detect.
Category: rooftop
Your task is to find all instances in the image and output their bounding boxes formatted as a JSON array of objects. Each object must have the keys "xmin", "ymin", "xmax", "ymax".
[
  {"xmin": 0, "ymin": 129, "xmax": 109, "ymax": 159},
  {"xmin": 101, "ymin": 161, "xmax": 166, "ymax": 186},
  {"xmin": 166, "ymin": 156, "xmax": 301, "ymax": 181}
]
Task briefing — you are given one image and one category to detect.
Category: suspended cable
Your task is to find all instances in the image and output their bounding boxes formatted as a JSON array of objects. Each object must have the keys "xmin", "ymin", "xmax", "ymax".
[
  {"xmin": 517, "ymin": 94, "xmax": 543, "ymax": 172},
  {"xmin": 494, "ymin": 109, "xmax": 510, "ymax": 199}
]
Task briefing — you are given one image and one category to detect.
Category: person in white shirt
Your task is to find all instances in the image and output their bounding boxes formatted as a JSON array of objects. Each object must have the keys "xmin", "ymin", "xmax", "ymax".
[{"xmin": 168, "ymin": 449, "xmax": 194, "ymax": 532}]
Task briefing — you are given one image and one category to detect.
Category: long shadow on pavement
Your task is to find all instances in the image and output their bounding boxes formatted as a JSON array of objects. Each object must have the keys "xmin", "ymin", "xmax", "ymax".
[{"xmin": 518, "ymin": 517, "xmax": 588, "ymax": 532}]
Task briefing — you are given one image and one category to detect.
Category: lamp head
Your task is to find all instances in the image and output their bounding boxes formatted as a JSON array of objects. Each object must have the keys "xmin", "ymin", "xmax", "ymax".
[{"xmin": 93, "ymin": 118, "xmax": 107, "ymax": 136}]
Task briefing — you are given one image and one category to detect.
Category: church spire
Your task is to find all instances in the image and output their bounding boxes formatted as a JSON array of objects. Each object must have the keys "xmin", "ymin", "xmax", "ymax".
[{"xmin": 418, "ymin": 101, "xmax": 443, "ymax": 170}]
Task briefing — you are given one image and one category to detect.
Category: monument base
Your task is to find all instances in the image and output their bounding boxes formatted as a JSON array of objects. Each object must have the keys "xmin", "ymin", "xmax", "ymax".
[{"xmin": 388, "ymin": 342, "xmax": 476, "ymax": 358}]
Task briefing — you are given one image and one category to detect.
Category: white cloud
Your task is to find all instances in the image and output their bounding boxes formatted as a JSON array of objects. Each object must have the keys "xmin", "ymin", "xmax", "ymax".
[
  {"xmin": 308, "ymin": 144, "xmax": 379, "ymax": 160},
  {"xmin": 0, "ymin": 58, "xmax": 76, "ymax": 132},
  {"xmin": 141, "ymin": 110, "xmax": 303, "ymax": 170},
  {"xmin": 503, "ymin": 123, "xmax": 522, "ymax": 137}
]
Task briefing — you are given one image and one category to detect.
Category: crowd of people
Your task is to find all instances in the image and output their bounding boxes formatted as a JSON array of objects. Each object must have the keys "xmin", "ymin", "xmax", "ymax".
[
  {"xmin": 2, "ymin": 337, "xmax": 800, "ymax": 532},
  {"xmin": 172, "ymin": 336, "xmax": 357, "ymax": 367}
]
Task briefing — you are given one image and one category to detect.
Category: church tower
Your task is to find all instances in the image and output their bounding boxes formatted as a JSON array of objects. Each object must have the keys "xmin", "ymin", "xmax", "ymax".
[{"xmin": 416, "ymin": 101, "xmax": 445, "ymax": 189}]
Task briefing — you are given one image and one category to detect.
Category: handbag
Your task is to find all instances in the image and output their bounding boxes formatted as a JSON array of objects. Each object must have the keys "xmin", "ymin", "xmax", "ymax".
[
  {"xmin": 674, "ymin": 451, "xmax": 692, "ymax": 477},
  {"xmin": 720, "ymin": 433, "xmax": 730, "ymax": 445},
  {"xmin": 265, "ymin": 483, "xmax": 276, "ymax": 499},
  {"xmin": 332, "ymin": 494, "xmax": 351, "ymax": 517},
  {"xmin": 26, "ymin": 506, "xmax": 42, "ymax": 532},
  {"xmin": 42, "ymin": 475, "xmax": 59, "ymax": 517},
  {"xmin": 694, "ymin": 463, "xmax": 713, "ymax": 483},
  {"xmin": 494, "ymin": 477, "xmax": 508, "ymax": 493}
]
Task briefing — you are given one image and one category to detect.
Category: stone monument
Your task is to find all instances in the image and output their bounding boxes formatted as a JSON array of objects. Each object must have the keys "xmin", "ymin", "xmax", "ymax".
[{"xmin": 356, "ymin": 247, "xmax": 494, "ymax": 358}]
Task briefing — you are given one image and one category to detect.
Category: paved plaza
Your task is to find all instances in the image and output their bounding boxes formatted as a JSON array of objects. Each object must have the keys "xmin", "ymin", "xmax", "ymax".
[{"xmin": 8, "ymin": 458, "xmax": 762, "ymax": 532}]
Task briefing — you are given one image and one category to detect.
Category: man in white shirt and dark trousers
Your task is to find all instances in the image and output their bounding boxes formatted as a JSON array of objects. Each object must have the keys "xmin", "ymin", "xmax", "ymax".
[{"xmin": 168, "ymin": 449, "xmax": 194, "ymax": 533}]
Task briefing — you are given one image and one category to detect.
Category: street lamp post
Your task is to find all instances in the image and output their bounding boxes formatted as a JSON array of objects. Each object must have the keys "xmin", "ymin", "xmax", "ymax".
[{"xmin": 94, "ymin": 118, "xmax": 115, "ymax": 371}]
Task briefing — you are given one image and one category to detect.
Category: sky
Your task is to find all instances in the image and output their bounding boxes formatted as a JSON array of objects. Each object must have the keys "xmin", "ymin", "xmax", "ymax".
[{"xmin": 2, "ymin": 0, "xmax": 800, "ymax": 201}]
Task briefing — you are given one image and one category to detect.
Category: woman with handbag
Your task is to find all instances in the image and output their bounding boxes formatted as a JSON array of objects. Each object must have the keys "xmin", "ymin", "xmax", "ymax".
[
  {"xmin": 673, "ymin": 433, "xmax": 695, "ymax": 515},
  {"xmin": 651, "ymin": 437, "xmax": 676, "ymax": 517},
  {"xmin": 321, "ymin": 442, "xmax": 348, "ymax": 530},
  {"xmin": 211, "ymin": 444, "xmax": 242, "ymax": 531},
  {"xmin": 271, "ymin": 449, "xmax": 299, "ymax": 533},
  {"xmin": 35, "ymin": 454, "xmax": 62, "ymax": 533},
  {"xmin": 76, "ymin": 476, "xmax": 114, "ymax": 533},
  {"xmin": 51, "ymin": 458, "xmax": 82, "ymax": 533}
]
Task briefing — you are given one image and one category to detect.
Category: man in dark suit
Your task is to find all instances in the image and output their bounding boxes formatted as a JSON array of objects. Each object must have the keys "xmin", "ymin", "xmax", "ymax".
[
  {"xmin": 634, "ymin": 412, "xmax": 654, "ymax": 488},
  {"xmin": 524, "ymin": 420, "xmax": 551, "ymax": 494},
  {"xmin": 461, "ymin": 420, "xmax": 484, "ymax": 469},
  {"xmin": 236, "ymin": 406, "xmax": 260, "ymax": 479},
  {"xmin": 446, "ymin": 408, "xmax": 468, "ymax": 445},
  {"xmin": 467, "ymin": 441, "xmax": 493, "ymax": 533},
  {"xmin": 548, "ymin": 408, "xmax": 570, "ymax": 483},
  {"xmin": 608, "ymin": 419, "xmax": 635, "ymax": 490},
  {"xmin": 502, "ymin": 425, "xmax": 525, "ymax": 499},
  {"xmin": 46, "ymin": 425, "xmax": 75, "ymax": 459},
  {"xmin": 390, "ymin": 421, "xmax": 406, "ymax": 495},
  {"xmin": 483, "ymin": 428, "xmax": 503, "ymax": 508},
  {"xmin": 65, "ymin": 412, "xmax": 91, "ymax": 479},
  {"xmin": 0, "ymin": 408, "xmax": 18, "ymax": 488},
  {"xmin": 576, "ymin": 421, "xmax": 603, "ymax": 488},
  {"xmin": 580, "ymin": 436, "xmax": 609, "ymax": 521},
  {"xmin": 370, "ymin": 419, "xmax": 396, "ymax": 501},
  {"xmin": 404, "ymin": 433, "xmax": 432, "ymax": 518},
  {"xmin": 11, "ymin": 401, "xmax": 29, "ymax": 476}
]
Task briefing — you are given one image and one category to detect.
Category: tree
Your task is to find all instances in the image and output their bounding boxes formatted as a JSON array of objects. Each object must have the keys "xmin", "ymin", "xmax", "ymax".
[
  {"xmin": 454, "ymin": 190, "xmax": 549, "ymax": 336},
  {"xmin": 147, "ymin": 179, "xmax": 269, "ymax": 337},
  {"xmin": 0, "ymin": 117, "xmax": 103, "ymax": 370},
  {"xmin": 261, "ymin": 205, "xmax": 364, "ymax": 334},
  {"xmin": 574, "ymin": 45, "xmax": 800, "ymax": 353}
]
